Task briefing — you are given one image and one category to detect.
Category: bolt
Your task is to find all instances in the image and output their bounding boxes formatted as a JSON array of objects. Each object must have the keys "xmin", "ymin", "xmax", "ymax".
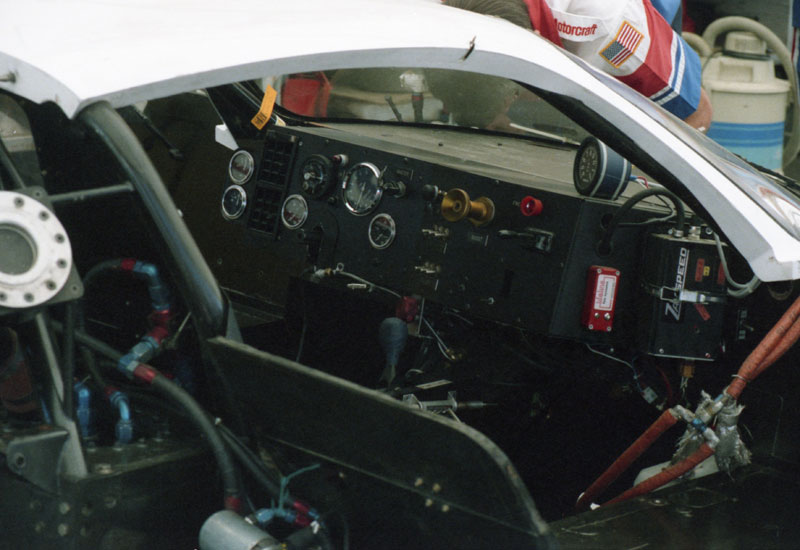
[
  {"xmin": 58, "ymin": 502, "xmax": 71, "ymax": 515},
  {"xmin": 103, "ymin": 495, "xmax": 117, "ymax": 509},
  {"xmin": 414, "ymin": 477, "xmax": 424, "ymax": 487},
  {"xmin": 57, "ymin": 524, "xmax": 69, "ymax": 537},
  {"xmin": 14, "ymin": 197, "xmax": 23, "ymax": 208},
  {"xmin": 424, "ymin": 498, "xmax": 433, "ymax": 507},
  {"xmin": 23, "ymin": 293, "xmax": 34, "ymax": 303},
  {"xmin": 34, "ymin": 521, "xmax": 45, "ymax": 533},
  {"xmin": 432, "ymin": 483, "xmax": 442, "ymax": 493},
  {"xmin": 39, "ymin": 211, "xmax": 49, "ymax": 221},
  {"xmin": 55, "ymin": 234, "xmax": 65, "ymax": 244},
  {"xmin": 441, "ymin": 504, "xmax": 450, "ymax": 513},
  {"xmin": 57, "ymin": 259, "xmax": 67, "ymax": 268}
]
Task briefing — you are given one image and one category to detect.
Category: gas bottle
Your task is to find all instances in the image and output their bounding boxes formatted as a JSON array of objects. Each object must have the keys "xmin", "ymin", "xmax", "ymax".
[{"xmin": 703, "ymin": 31, "xmax": 790, "ymax": 171}]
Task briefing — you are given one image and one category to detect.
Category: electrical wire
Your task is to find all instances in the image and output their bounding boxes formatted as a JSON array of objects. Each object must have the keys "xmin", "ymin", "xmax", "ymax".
[
  {"xmin": 713, "ymin": 233, "xmax": 760, "ymax": 297},
  {"xmin": 617, "ymin": 176, "xmax": 677, "ymax": 227},
  {"xmin": 586, "ymin": 344, "xmax": 644, "ymax": 393},
  {"xmin": 331, "ymin": 266, "xmax": 401, "ymax": 299},
  {"xmin": 599, "ymin": 188, "xmax": 685, "ymax": 254}
]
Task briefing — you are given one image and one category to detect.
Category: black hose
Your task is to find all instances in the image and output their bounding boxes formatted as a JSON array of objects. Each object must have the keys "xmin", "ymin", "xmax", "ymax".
[
  {"xmin": 81, "ymin": 259, "xmax": 124, "ymax": 292},
  {"xmin": 147, "ymin": 370, "xmax": 240, "ymax": 508},
  {"xmin": 217, "ymin": 423, "xmax": 282, "ymax": 498},
  {"xmin": 599, "ymin": 188, "xmax": 685, "ymax": 254},
  {"xmin": 51, "ymin": 322, "xmax": 241, "ymax": 509}
]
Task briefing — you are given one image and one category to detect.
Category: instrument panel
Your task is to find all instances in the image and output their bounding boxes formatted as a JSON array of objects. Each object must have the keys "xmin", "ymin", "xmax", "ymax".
[{"xmin": 220, "ymin": 124, "xmax": 659, "ymax": 344}]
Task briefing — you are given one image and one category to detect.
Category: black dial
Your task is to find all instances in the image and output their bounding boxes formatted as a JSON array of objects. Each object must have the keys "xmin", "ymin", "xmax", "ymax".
[
  {"xmin": 574, "ymin": 139, "xmax": 601, "ymax": 194},
  {"xmin": 368, "ymin": 213, "xmax": 396, "ymax": 249},
  {"xmin": 573, "ymin": 136, "xmax": 631, "ymax": 200},
  {"xmin": 342, "ymin": 162, "xmax": 383, "ymax": 216},
  {"xmin": 221, "ymin": 184, "xmax": 247, "ymax": 220},
  {"xmin": 300, "ymin": 154, "xmax": 335, "ymax": 198}
]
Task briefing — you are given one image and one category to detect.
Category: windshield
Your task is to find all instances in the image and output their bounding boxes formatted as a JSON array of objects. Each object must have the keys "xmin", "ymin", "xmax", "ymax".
[{"xmin": 275, "ymin": 68, "xmax": 588, "ymax": 145}]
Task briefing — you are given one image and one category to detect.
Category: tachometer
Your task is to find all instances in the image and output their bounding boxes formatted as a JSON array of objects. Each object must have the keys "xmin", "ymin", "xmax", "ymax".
[
  {"xmin": 573, "ymin": 137, "xmax": 630, "ymax": 200},
  {"xmin": 300, "ymin": 154, "xmax": 335, "ymax": 198},
  {"xmin": 368, "ymin": 213, "xmax": 396, "ymax": 250},
  {"xmin": 228, "ymin": 150, "xmax": 255, "ymax": 184},
  {"xmin": 281, "ymin": 194, "xmax": 308, "ymax": 229},
  {"xmin": 342, "ymin": 162, "xmax": 383, "ymax": 216}
]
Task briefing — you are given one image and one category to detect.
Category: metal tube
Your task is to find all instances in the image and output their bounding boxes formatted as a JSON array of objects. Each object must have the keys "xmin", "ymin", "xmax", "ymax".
[
  {"xmin": 33, "ymin": 313, "xmax": 87, "ymax": 477},
  {"xmin": 78, "ymin": 102, "xmax": 232, "ymax": 339},
  {"xmin": 50, "ymin": 182, "xmax": 134, "ymax": 206}
]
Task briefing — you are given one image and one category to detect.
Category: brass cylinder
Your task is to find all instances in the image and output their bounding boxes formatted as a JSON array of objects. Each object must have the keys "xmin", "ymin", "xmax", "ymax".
[{"xmin": 441, "ymin": 188, "xmax": 494, "ymax": 226}]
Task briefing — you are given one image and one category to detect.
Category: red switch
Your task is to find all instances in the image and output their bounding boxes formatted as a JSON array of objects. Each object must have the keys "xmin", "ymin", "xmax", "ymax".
[{"xmin": 520, "ymin": 196, "xmax": 543, "ymax": 217}]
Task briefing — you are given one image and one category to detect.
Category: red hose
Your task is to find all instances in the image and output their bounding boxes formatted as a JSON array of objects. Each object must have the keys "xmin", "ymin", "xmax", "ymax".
[
  {"xmin": 577, "ymin": 295, "xmax": 800, "ymax": 512},
  {"xmin": 728, "ymin": 293, "xmax": 800, "ymax": 399},
  {"xmin": 575, "ymin": 409, "xmax": 678, "ymax": 511},
  {"xmin": 604, "ymin": 443, "xmax": 715, "ymax": 506}
]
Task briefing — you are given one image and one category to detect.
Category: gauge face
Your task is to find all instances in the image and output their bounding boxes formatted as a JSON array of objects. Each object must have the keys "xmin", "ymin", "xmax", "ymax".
[
  {"xmin": 342, "ymin": 162, "xmax": 383, "ymax": 216},
  {"xmin": 573, "ymin": 136, "xmax": 630, "ymax": 200},
  {"xmin": 228, "ymin": 150, "xmax": 255, "ymax": 184},
  {"xmin": 300, "ymin": 155, "xmax": 335, "ymax": 198},
  {"xmin": 221, "ymin": 185, "xmax": 247, "ymax": 220},
  {"xmin": 281, "ymin": 194, "xmax": 309, "ymax": 229},
  {"xmin": 574, "ymin": 139, "xmax": 601, "ymax": 195},
  {"xmin": 368, "ymin": 213, "xmax": 396, "ymax": 250}
]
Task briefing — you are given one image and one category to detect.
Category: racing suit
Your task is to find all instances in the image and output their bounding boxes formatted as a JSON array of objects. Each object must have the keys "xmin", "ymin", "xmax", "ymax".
[{"xmin": 524, "ymin": 0, "xmax": 702, "ymax": 120}]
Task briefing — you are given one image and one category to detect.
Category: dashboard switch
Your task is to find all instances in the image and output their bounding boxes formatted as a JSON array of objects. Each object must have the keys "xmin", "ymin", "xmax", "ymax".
[
  {"xmin": 520, "ymin": 196, "xmax": 543, "ymax": 217},
  {"xmin": 581, "ymin": 266, "xmax": 620, "ymax": 332}
]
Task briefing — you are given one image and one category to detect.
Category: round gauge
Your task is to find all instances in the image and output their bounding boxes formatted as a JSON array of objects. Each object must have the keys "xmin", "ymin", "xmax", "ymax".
[
  {"xmin": 341, "ymin": 162, "xmax": 383, "ymax": 216},
  {"xmin": 573, "ymin": 137, "xmax": 630, "ymax": 200},
  {"xmin": 228, "ymin": 150, "xmax": 255, "ymax": 184},
  {"xmin": 300, "ymin": 154, "xmax": 335, "ymax": 198},
  {"xmin": 281, "ymin": 194, "xmax": 309, "ymax": 229},
  {"xmin": 368, "ymin": 213, "xmax": 396, "ymax": 250},
  {"xmin": 221, "ymin": 185, "xmax": 247, "ymax": 220}
]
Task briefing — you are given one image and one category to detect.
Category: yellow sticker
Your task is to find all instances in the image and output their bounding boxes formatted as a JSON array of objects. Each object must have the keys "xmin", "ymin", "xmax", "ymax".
[
  {"xmin": 703, "ymin": 266, "xmax": 711, "ymax": 277},
  {"xmin": 251, "ymin": 85, "xmax": 277, "ymax": 130}
]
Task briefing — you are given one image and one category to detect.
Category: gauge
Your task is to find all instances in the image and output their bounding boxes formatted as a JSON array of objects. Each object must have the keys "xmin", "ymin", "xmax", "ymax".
[
  {"xmin": 342, "ymin": 162, "xmax": 383, "ymax": 216},
  {"xmin": 573, "ymin": 137, "xmax": 630, "ymax": 200},
  {"xmin": 281, "ymin": 194, "xmax": 309, "ymax": 229},
  {"xmin": 228, "ymin": 150, "xmax": 255, "ymax": 184},
  {"xmin": 300, "ymin": 154, "xmax": 335, "ymax": 198},
  {"xmin": 221, "ymin": 184, "xmax": 247, "ymax": 220},
  {"xmin": 368, "ymin": 213, "xmax": 396, "ymax": 250}
]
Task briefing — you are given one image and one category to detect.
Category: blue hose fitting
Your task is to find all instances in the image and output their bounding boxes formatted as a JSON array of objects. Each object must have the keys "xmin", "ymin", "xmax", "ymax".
[
  {"xmin": 107, "ymin": 389, "xmax": 133, "ymax": 445},
  {"xmin": 131, "ymin": 261, "xmax": 171, "ymax": 311}
]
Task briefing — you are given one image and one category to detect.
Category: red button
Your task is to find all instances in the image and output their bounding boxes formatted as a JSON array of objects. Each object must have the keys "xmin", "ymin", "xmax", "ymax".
[{"xmin": 520, "ymin": 196, "xmax": 543, "ymax": 216}]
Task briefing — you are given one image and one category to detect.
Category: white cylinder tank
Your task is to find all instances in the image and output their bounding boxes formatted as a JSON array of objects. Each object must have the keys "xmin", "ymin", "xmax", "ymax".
[{"xmin": 703, "ymin": 31, "xmax": 790, "ymax": 170}]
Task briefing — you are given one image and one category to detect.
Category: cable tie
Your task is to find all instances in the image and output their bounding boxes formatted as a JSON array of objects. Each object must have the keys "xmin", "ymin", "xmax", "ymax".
[{"xmin": 731, "ymin": 374, "xmax": 749, "ymax": 382}]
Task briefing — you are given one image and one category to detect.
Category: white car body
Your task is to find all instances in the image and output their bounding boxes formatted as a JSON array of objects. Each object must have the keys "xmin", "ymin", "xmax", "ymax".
[{"xmin": 2, "ymin": 0, "xmax": 800, "ymax": 282}]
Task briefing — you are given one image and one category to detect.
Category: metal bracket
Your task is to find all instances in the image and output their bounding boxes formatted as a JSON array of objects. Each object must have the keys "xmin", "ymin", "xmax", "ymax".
[{"xmin": 6, "ymin": 427, "xmax": 69, "ymax": 493}]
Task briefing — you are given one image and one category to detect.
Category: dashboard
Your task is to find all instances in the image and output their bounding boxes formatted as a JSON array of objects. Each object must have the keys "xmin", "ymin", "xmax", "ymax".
[{"xmin": 218, "ymin": 122, "xmax": 725, "ymax": 358}]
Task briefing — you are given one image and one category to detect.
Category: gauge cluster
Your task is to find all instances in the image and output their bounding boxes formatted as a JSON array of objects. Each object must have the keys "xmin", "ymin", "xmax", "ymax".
[{"xmin": 218, "ymin": 125, "xmax": 664, "ymax": 343}]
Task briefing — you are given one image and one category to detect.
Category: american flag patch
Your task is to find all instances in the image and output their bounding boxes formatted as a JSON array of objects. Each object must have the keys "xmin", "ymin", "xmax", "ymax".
[{"xmin": 600, "ymin": 21, "xmax": 644, "ymax": 67}]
